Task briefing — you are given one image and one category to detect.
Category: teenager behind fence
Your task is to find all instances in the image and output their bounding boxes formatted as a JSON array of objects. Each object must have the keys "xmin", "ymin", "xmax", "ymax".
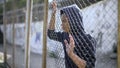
[{"xmin": 47, "ymin": 1, "xmax": 96, "ymax": 68}]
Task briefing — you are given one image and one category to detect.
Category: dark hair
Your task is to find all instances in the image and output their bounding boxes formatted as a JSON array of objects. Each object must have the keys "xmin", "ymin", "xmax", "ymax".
[{"xmin": 60, "ymin": 10, "xmax": 64, "ymax": 15}]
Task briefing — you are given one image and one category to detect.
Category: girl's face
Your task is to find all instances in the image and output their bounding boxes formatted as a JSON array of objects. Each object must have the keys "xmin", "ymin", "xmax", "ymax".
[{"xmin": 61, "ymin": 14, "xmax": 70, "ymax": 32}]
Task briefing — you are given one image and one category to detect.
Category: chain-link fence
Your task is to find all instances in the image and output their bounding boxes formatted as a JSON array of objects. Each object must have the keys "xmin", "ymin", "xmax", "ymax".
[
  {"xmin": 0, "ymin": 0, "xmax": 118, "ymax": 68},
  {"xmin": 47, "ymin": 0, "xmax": 118, "ymax": 68}
]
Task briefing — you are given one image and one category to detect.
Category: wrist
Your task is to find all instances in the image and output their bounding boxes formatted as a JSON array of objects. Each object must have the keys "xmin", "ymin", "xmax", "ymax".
[
  {"xmin": 51, "ymin": 11, "xmax": 56, "ymax": 17},
  {"xmin": 69, "ymin": 52, "xmax": 75, "ymax": 58},
  {"xmin": 52, "ymin": 10, "xmax": 56, "ymax": 14}
]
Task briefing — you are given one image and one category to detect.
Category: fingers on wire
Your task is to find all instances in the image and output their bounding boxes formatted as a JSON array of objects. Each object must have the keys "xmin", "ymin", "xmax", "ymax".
[
  {"xmin": 51, "ymin": 0, "xmax": 57, "ymax": 13},
  {"xmin": 64, "ymin": 40, "xmax": 70, "ymax": 52},
  {"xmin": 69, "ymin": 34, "xmax": 75, "ymax": 48}
]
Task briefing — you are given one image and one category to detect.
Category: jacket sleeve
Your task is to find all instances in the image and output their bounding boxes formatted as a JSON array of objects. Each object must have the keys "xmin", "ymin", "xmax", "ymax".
[{"xmin": 47, "ymin": 29, "xmax": 62, "ymax": 42}]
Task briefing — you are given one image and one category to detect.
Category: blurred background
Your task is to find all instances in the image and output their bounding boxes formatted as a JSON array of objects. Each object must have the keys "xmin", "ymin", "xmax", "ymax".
[{"xmin": 0, "ymin": 0, "xmax": 118, "ymax": 68}]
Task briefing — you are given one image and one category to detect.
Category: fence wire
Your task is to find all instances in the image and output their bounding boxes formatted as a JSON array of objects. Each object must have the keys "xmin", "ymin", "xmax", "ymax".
[
  {"xmin": 0, "ymin": 0, "xmax": 118, "ymax": 68},
  {"xmin": 47, "ymin": 0, "xmax": 118, "ymax": 68}
]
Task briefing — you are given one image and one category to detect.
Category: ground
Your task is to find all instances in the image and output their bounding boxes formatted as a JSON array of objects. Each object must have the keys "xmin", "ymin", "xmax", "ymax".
[{"xmin": 0, "ymin": 44, "xmax": 117, "ymax": 68}]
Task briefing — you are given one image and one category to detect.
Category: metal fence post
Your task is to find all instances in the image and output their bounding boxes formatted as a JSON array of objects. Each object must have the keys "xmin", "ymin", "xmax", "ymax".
[
  {"xmin": 118, "ymin": 0, "xmax": 120, "ymax": 68},
  {"xmin": 12, "ymin": 0, "xmax": 17, "ymax": 68},
  {"xmin": 3, "ymin": 0, "xmax": 7, "ymax": 66},
  {"xmin": 25, "ymin": 0, "xmax": 33, "ymax": 68},
  {"xmin": 42, "ymin": 0, "xmax": 48, "ymax": 68}
]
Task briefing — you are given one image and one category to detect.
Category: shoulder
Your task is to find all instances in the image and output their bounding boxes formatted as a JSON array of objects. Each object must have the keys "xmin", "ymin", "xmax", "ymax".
[{"xmin": 86, "ymin": 34, "xmax": 97, "ymax": 51}]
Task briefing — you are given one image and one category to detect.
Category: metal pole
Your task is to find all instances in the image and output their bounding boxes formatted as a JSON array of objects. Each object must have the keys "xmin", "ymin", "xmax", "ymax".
[
  {"xmin": 12, "ymin": 0, "xmax": 16, "ymax": 68},
  {"xmin": 118, "ymin": 0, "xmax": 120, "ymax": 68},
  {"xmin": 25, "ymin": 0, "xmax": 33, "ymax": 68},
  {"xmin": 42, "ymin": 0, "xmax": 48, "ymax": 68},
  {"xmin": 3, "ymin": 0, "xmax": 7, "ymax": 66}
]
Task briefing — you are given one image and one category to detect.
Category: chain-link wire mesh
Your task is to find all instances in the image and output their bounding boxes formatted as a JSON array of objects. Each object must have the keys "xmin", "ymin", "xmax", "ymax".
[
  {"xmin": 0, "ymin": 0, "xmax": 118, "ymax": 68},
  {"xmin": 47, "ymin": 0, "xmax": 118, "ymax": 68}
]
